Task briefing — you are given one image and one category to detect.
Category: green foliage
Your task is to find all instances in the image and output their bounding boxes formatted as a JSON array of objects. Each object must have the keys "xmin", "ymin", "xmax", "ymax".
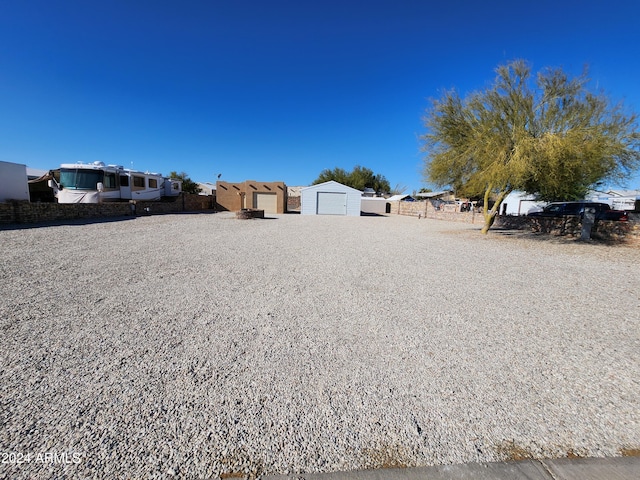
[
  {"xmin": 422, "ymin": 59, "xmax": 640, "ymax": 233},
  {"xmin": 314, "ymin": 167, "xmax": 350, "ymax": 186},
  {"xmin": 169, "ymin": 171, "xmax": 202, "ymax": 195},
  {"xmin": 313, "ymin": 165, "xmax": 391, "ymax": 194}
]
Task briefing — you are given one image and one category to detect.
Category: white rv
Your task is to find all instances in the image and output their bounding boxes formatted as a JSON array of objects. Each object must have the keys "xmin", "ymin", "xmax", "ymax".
[{"xmin": 49, "ymin": 162, "xmax": 182, "ymax": 203}]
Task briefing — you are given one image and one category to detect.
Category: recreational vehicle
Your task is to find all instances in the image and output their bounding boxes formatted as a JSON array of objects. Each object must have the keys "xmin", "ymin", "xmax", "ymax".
[{"xmin": 49, "ymin": 162, "xmax": 182, "ymax": 203}]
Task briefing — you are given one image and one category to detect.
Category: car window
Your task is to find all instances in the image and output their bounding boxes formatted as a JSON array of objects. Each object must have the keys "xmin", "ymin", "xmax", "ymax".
[{"xmin": 563, "ymin": 204, "xmax": 582, "ymax": 214}]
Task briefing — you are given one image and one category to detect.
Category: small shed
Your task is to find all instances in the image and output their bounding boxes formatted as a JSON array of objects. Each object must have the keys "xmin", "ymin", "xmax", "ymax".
[{"xmin": 301, "ymin": 181, "xmax": 362, "ymax": 216}]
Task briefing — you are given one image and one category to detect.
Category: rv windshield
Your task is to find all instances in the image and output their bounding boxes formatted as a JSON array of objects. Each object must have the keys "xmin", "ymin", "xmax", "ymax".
[{"xmin": 59, "ymin": 169, "xmax": 104, "ymax": 190}]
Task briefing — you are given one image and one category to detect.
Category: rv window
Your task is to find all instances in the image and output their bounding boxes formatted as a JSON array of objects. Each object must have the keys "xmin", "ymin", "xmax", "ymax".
[
  {"xmin": 104, "ymin": 172, "xmax": 117, "ymax": 189},
  {"xmin": 133, "ymin": 176, "xmax": 145, "ymax": 188},
  {"xmin": 120, "ymin": 175, "xmax": 129, "ymax": 187},
  {"xmin": 149, "ymin": 179, "xmax": 158, "ymax": 188},
  {"xmin": 59, "ymin": 169, "xmax": 103, "ymax": 190}
]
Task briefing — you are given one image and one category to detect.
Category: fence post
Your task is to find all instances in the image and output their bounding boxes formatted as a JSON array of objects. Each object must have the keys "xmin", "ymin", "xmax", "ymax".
[{"xmin": 580, "ymin": 208, "xmax": 596, "ymax": 241}]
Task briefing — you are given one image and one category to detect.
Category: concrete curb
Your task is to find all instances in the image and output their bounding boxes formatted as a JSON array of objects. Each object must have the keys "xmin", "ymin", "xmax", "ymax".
[{"xmin": 263, "ymin": 456, "xmax": 640, "ymax": 480}]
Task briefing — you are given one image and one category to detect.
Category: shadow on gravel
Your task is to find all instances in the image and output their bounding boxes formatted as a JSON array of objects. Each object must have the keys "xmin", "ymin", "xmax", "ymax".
[
  {"xmin": 0, "ymin": 215, "xmax": 137, "ymax": 231},
  {"xmin": 489, "ymin": 227, "xmax": 632, "ymax": 247},
  {"xmin": 0, "ymin": 210, "xmax": 226, "ymax": 231}
]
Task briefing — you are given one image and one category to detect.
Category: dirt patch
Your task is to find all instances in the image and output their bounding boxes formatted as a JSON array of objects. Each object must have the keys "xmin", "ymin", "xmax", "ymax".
[
  {"xmin": 361, "ymin": 445, "xmax": 411, "ymax": 469},
  {"xmin": 564, "ymin": 448, "xmax": 587, "ymax": 459},
  {"xmin": 496, "ymin": 441, "xmax": 591, "ymax": 461},
  {"xmin": 620, "ymin": 447, "xmax": 640, "ymax": 457},
  {"xmin": 495, "ymin": 441, "xmax": 534, "ymax": 461}
]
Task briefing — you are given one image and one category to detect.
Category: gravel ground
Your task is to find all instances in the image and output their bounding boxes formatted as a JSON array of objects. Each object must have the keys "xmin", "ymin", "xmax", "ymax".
[{"xmin": 1, "ymin": 212, "xmax": 639, "ymax": 479}]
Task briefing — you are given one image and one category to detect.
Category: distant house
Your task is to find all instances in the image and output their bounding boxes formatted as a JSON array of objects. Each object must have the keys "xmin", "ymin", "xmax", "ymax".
[
  {"xmin": 587, "ymin": 190, "xmax": 640, "ymax": 212},
  {"xmin": 414, "ymin": 190, "xmax": 456, "ymax": 210},
  {"xmin": 301, "ymin": 181, "xmax": 362, "ymax": 216},
  {"xmin": 386, "ymin": 194, "xmax": 415, "ymax": 202},
  {"xmin": 215, "ymin": 180, "xmax": 287, "ymax": 214},
  {"xmin": 414, "ymin": 190, "xmax": 454, "ymax": 201},
  {"xmin": 197, "ymin": 182, "xmax": 216, "ymax": 196}
]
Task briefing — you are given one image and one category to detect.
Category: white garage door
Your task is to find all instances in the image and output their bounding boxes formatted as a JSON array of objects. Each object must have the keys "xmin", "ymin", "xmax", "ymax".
[
  {"xmin": 254, "ymin": 192, "xmax": 278, "ymax": 213},
  {"xmin": 317, "ymin": 192, "xmax": 347, "ymax": 215}
]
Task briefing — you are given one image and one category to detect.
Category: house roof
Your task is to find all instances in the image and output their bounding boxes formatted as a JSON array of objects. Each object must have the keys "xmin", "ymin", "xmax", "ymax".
[
  {"xmin": 387, "ymin": 194, "xmax": 412, "ymax": 202},
  {"xmin": 606, "ymin": 189, "xmax": 640, "ymax": 198},
  {"xmin": 588, "ymin": 189, "xmax": 640, "ymax": 201},
  {"xmin": 415, "ymin": 190, "xmax": 452, "ymax": 198}
]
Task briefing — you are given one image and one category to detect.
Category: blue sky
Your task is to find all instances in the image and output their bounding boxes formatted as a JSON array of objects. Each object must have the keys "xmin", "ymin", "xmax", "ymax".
[{"xmin": 1, "ymin": 0, "xmax": 640, "ymax": 193}]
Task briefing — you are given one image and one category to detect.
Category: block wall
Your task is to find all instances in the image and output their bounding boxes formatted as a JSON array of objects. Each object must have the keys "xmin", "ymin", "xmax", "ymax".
[
  {"xmin": 387, "ymin": 200, "xmax": 640, "ymax": 244},
  {"xmin": 0, "ymin": 194, "xmax": 214, "ymax": 225}
]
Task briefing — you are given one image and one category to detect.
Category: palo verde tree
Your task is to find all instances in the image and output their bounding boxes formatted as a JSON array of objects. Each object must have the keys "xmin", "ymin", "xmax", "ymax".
[
  {"xmin": 422, "ymin": 60, "xmax": 640, "ymax": 234},
  {"xmin": 313, "ymin": 165, "xmax": 391, "ymax": 194}
]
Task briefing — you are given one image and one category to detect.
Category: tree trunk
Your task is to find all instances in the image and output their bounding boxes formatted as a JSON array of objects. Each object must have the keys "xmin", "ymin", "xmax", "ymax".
[
  {"xmin": 480, "ymin": 212, "xmax": 496, "ymax": 234},
  {"xmin": 480, "ymin": 186, "xmax": 510, "ymax": 234}
]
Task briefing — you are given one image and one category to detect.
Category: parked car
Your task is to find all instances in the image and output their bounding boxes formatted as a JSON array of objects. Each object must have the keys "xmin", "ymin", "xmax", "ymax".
[{"xmin": 527, "ymin": 201, "xmax": 628, "ymax": 221}]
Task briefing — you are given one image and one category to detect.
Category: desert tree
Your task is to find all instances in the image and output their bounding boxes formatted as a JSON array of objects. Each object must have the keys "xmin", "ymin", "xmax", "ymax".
[
  {"xmin": 422, "ymin": 60, "xmax": 639, "ymax": 233},
  {"xmin": 313, "ymin": 165, "xmax": 390, "ymax": 194}
]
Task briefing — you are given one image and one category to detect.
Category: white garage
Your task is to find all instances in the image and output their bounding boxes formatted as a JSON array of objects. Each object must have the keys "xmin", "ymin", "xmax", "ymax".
[{"xmin": 301, "ymin": 181, "xmax": 362, "ymax": 216}]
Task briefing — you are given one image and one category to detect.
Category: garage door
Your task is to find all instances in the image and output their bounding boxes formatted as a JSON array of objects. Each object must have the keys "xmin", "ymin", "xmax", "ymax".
[
  {"xmin": 317, "ymin": 192, "xmax": 347, "ymax": 215},
  {"xmin": 254, "ymin": 192, "xmax": 278, "ymax": 213}
]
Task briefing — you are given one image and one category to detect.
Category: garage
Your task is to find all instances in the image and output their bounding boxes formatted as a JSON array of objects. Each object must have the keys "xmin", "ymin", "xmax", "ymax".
[
  {"xmin": 216, "ymin": 180, "xmax": 287, "ymax": 213},
  {"xmin": 301, "ymin": 181, "xmax": 362, "ymax": 216},
  {"xmin": 317, "ymin": 192, "xmax": 347, "ymax": 215},
  {"xmin": 254, "ymin": 192, "xmax": 278, "ymax": 214}
]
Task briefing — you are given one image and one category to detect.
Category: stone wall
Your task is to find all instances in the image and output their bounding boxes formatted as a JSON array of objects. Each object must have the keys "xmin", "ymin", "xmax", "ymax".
[
  {"xmin": 0, "ymin": 194, "xmax": 215, "ymax": 225},
  {"xmin": 388, "ymin": 200, "xmax": 640, "ymax": 244},
  {"xmin": 388, "ymin": 200, "xmax": 484, "ymax": 224},
  {"xmin": 287, "ymin": 196, "xmax": 301, "ymax": 211},
  {"xmin": 496, "ymin": 214, "xmax": 640, "ymax": 244}
]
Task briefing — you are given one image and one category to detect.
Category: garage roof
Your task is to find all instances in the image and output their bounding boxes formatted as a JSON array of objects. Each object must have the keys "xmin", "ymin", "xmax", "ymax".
[{"xmin": 301, "ymin": 180, "xmax": 362, "ymax": 193}]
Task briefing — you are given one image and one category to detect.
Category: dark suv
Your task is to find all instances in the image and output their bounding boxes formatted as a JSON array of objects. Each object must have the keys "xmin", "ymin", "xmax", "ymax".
[{"xmin": 528, "ymin": 202, "xmax": 628, "ymax": 221}]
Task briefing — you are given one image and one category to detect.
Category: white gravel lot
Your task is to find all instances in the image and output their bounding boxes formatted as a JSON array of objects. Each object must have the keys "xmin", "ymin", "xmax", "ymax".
[{"xmin": 1, "ymin": 212, "xmax": 639, "ymax": 479}]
